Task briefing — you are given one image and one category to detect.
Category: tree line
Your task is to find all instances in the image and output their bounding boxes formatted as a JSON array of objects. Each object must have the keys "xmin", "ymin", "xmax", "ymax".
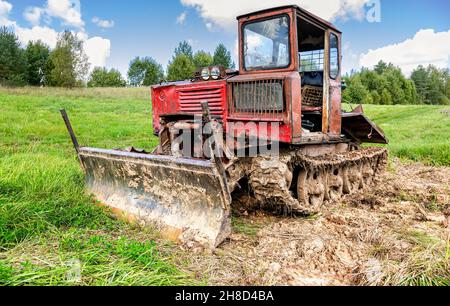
[
  {"xmin": 127, "ymin": 40, "xmax": 234, "ymax": 87},
  {"xmin": 344, "ymin": 61, "xmax": 450, "ymax": 105},
  {"xmin": 2, "ymin": 25, "xmax": 448, "ymax": 105},
  {"xmin": 0, "ymin": 27, "xmax": 91, "ymax": 88},
  {"xmin": 0, "ymin": 26, "xmax": 234, "ymax": 88}
]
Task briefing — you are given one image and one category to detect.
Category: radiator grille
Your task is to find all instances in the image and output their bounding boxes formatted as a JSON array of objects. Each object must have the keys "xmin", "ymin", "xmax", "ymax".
[
  {"xmin": 178, "ymin": 87, "xmax": 224, "ymax": 120},
  {"xmin": 231, "ymin": 79, "xmax": 285, "ymax": 115}
]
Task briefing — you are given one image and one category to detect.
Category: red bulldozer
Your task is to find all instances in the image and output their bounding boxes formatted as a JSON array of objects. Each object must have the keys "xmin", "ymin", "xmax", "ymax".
[{"xmin": 62, "ymin": 5, "xmax": 388, "ymax": 249}]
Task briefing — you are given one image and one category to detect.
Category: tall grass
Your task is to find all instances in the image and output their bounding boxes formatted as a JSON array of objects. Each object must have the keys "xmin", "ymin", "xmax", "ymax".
[
  {"xmin": 0, "ymin": 231, "xmax": 194, "ymax": 286},
  {"xmin": 387, "ymin": 231, "xmax": 450, "ymax": 286},
  {"xmin": 0, "ymin": 87, "xmax": 192, "ymax": 285},
  {"xmin": 0, "ymin": 152, "xmax": 117, "ymax": 247}
]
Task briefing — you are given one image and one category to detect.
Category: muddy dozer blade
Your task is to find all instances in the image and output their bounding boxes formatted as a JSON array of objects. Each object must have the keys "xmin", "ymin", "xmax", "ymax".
[{"xmin": 78, "ymin": 147, "xmax": 232, "ymax": 249}]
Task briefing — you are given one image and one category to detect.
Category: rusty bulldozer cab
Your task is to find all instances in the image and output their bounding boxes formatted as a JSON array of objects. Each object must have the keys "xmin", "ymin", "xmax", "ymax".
[
  {"xmin": 62, "ymin": 5, "xmax": 388, "ymax": 250},
  {"xmin": 233, "ymin": 5, "xmax": 387, "ymax": 144}
]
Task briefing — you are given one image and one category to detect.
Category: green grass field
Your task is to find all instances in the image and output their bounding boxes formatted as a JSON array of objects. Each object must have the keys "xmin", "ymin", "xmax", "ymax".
[
  {"xmin": 0, "ymin": 87, "xmax": 194, "ymax": 285},
  {"xmin": 0, "ymin": 87, "xmax": 449, "ymax": 285},
  {"xmin": 362, "ymin": 105, "xmax": 450, "ymax": 166}
]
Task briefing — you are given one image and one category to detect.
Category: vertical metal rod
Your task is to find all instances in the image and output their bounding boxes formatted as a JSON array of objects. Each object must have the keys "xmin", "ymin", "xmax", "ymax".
[
  {"xmin": 60, "ymin": 109, "xmax": 80, "ymax": 154},
  {"xmin": 201, "ymin": 102, "xmax": 232, "ymax": 205}
]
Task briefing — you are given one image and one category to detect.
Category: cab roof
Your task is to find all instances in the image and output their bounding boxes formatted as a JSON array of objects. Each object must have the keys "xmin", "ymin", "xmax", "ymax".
[{"xmin": 237, "ymin": 5, "xmax": 341, "ymax": 33}]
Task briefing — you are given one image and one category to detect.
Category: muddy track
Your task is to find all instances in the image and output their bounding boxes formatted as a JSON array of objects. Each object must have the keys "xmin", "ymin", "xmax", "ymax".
[
  {"xmin": 230, "ymin": 147, "xmax": 388, "ymax": 215},
  {"xmin": 175, "ymin": 159, "xmax": 449, "ymax": 286}
]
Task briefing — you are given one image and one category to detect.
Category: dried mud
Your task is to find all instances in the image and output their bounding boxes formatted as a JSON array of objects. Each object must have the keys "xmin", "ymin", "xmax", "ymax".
[{"xmin": 174, "ymin": 159, "xmax": 450, "ymax": 286}]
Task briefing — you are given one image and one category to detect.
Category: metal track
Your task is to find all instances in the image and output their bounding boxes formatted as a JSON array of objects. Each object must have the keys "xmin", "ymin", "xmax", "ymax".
[{"xmin": 232, "ymin": 147, "xmax": 388, "ymax": 215}]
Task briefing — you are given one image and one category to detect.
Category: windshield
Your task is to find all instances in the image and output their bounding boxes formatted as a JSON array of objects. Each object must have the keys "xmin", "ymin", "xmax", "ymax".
[{"xmin": 243, "ymin": 15, "xmax": 290, "ymax": 70}]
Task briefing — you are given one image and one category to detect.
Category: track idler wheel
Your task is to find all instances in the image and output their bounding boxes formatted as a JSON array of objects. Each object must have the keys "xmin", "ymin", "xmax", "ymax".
[
  {"xmin": 326, "ymin": 166, "xmax": 344, "ymax": 202},
  {"xmin": 297, "ymin": 168, "xmax": 326, "ymax": 210},
  {"xmin": 361, "ymin": 160, "xmax": 375, "ymax": 188},
  {"xmin": 343, "ymin": 162, "xmax": 363, "ymax": 194}
]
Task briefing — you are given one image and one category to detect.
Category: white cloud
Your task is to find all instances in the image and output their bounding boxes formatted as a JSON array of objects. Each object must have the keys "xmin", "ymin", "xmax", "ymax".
[
  {"xmin": 14, "ymin": 27, "xmax": 112, "ymax": 71},
  {"xmin": 360, "ymin": 29, "xmax": 450, "ymax": 76},
  {"xmin": 46, "ymin": 0, "xmax": 84, "ymax": 28},
  {"xmin": 85, "ymin": 36, "xmax": 111, "ymax": 68},
  {"xmin": 1, "ymin": 0, "xmax": 111, "ymax": 71},
  {"xmin": 342, "ymin": 42, "xmax": 361, "ymax": 74},
  {"xmin": 15, "ymin": 25, "xmax": 59, "ymax": 48},
  {"xmin": 180, "ymin": 0, "xmax": 371, "ymax": 31},
  {"xmin": 176, "ymin": 11, "xmax": 187, "ymax": 25},
  {"xmin": 19, "ymin": 1, "xmax": 84, "ymax": 28},
  {"xmin": 23, "ymin": 7, "xmax": 43, "ymax": 26},
  {"xmin": 0, "ymin": 0, "xmax": 13, "ymax": 26},
  {"xmin": 92, "ymin": 16, "xmax": 115, "ymax": 29}
]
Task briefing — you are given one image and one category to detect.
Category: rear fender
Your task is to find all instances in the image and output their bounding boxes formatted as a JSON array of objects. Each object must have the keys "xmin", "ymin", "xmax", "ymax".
[{"xmin": 342, "ymin": 105, "xmax": 389, "ymax": 144}]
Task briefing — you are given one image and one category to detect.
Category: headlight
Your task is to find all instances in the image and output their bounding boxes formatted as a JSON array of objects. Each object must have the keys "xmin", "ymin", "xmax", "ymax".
[
  {"xmin": 210, "ymin": 66, "xmax": 221, "ymax": 80},
  {"xmin": 201, "ymin": 68, "xmax": 210, "ymax": 81}
]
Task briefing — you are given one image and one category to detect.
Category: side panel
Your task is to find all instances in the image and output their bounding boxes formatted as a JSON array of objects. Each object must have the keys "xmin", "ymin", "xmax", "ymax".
[
  {"xmin": 322, "ymin": 30, "xmax": 330, "ymax": 134},
  {"xmin": 151, "ymin": 85, "xmax": 179, "ymax": 133},
  {"xmin": 175, "ymin": 81, "xmax": 228, "ymax": 122},
  {"xmin": 291, "ymin": 72, "xmax": 303, "ymax": 139},
  {"xmin": 152, "ymin": 80, "xmax": 228, "ymax": 134},
  {"xmin": 329, "ymin": 31, "xmax": 342, "ymax": 136}
]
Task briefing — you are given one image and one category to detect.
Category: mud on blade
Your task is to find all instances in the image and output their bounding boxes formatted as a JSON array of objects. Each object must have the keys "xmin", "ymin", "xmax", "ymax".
[{"xmin": 79, "ymin": 147, "xmax": 232, "ymax": 249}]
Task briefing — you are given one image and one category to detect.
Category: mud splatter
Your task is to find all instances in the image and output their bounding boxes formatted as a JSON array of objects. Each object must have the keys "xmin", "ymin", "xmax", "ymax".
[{"xmin": 173, "ymin": 159, "xmax": 449, "ymax": 286}]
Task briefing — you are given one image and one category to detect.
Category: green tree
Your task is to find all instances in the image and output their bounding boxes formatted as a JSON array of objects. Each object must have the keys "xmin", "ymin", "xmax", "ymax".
[
  {"xmin": 193, "ymin": 50, "xmax": 213, "ymax": 69},
  {"xmin": 384, "ymin": 67, "xmax": 406, "ymax": 104},
  {"xmin": 342, "ymin": 76, "xmax": 371, "ymax": 105},
  {"xmin": 403, "ymin": 78, "xmax": 418, "ymax": 105},
  {"xmin": 88, "ymin": 67, "xmax": 126, "ymax": 87},
  {"xmin": 344, "ymin": 62, "xmax": 447, "ymax": 106},
  {"xmin": 174, "ymin": 41, "xmax": 193, "ymax": 60},
  {"xmin": 213, "ymin": 44, "xmax": 235, "ymax": 69},
  {"xmin": 445, "ymin": 71, "xmax": 450, "ymax": 99},
  {"xmin": 127, "ymin": 57, "xmax": 164, "ymax": 86},
  {"xmin": 24, "ymin": 40, "xmax": 50, "ymax": 86},
  {"xmin": 411, "ymin": 65, "xmax": 449, "ymax": 105},
  {"xmin": 380, "ymin": 88, "xmax": 393, "ymax": 105},
  {"xmin": 370, "ymin": 90, "xmax": 381, "ymax": 105},
  {"xmin": 48, "ymin": 31, "xmax": 90, "ymax": 87},
  {"xmin": 48, "ymin": 46, "xmax": 74, "ymax": 87},
  {"xmin": 167, "ymin": 54, "xmax": 195, "ymax": 81},
  {"xmin": 0, "ymin": 26, "xmax": 26, "ymax": 86},
  {"xmin": 374, "ymin": 60, "xmax": 388, "ymax": 75},
  {"xmin": 411, "ymin": 65, "xmax": 428, "ymax": 103},
  {"xmin": 427, "ymin": 65, "xmax": 448, "ymax": 105},
  {"xmin": 353, "ymin": 62, "xmax": 420, "ymax": 105}
]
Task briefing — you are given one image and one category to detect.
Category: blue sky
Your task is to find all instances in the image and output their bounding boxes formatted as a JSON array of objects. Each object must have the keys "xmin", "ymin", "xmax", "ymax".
[{"xmin": 1, "ymin": 0, "xmax": 449, "ymax": 76}]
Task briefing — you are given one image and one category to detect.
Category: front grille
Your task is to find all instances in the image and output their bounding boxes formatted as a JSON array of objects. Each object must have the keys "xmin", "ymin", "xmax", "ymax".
[
  {"xmin": 178, "ymin": 87, "xmax": 224, "ymax": 120},
  {"xmin": 231, "ymin": 79, "xmax": 285, "ymax": 115}
]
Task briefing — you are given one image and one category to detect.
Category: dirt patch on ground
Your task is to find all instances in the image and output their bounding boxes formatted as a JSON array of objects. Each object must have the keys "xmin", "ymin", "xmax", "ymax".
[{"xmin": 174, "ymin": 159, "xmax": 449, "ymax": 285}]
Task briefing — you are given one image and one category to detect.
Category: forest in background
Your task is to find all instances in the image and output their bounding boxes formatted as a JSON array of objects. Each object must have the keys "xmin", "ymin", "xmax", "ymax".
[
  {"xmin": 344, "ymin": 61, "xmax": 450, "ymax": 105},
  {"xmin": 1, "ymin": 26, "xmax": 449, "ymax": 105},
  {"xmin": 0, "ymin": 27, "xmax": 234, "ymax": 88}
]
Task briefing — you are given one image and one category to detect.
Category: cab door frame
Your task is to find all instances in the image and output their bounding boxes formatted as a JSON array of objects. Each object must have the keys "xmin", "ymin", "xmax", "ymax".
[{"xmin": 327, "ymin": 30, "xmax": 343, "ymax": 137}]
